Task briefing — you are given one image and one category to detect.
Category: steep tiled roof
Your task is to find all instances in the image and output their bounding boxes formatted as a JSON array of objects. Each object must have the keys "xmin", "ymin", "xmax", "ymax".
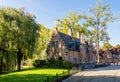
[{"xmin": 58, "ymin": 32, "xmax": 80, "ymax": 51}]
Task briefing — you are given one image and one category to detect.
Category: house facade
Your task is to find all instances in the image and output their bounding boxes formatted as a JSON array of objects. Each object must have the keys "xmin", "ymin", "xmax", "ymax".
[
  {"xmin": 46, "ymin": 28, "xmax": 96, "ymax": 67},
  {"xmin": 99, "ymin": 49, "xmax": 120, "ymax": 64}
]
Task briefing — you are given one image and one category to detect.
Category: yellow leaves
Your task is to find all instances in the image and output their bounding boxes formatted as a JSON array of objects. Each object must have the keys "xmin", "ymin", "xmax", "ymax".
[
  {"xmin": 102, "ymin": 42, "xmax": 113, "ymax": 50},
  {"xmin": 92, "ymin": 30, "xmax": 97, "ymax": 33},
  {"xmin": 99, "ymin": 13, "xmax": 103, "ymax": 17},
  {"xmin": 79, "ymin": 28, "xmax": 84, "ymax": 33},
  {"xmin": 109, "ymin": 18, "xmax": 113, "ymax": 22},
  {"xmin": 63, "ymin": 19, "xmax": 68, "ymax": 25},
  {"xmin": 78, "ymin": 15, "xmax": 82, "ymax": 19},
  {"xmin": 114, "ymin": 44, "xmax": 120, "ymax": 49},
  {"xmin": 75, "ymin": 23, "xmax": 79, "ymax": 28},
  {"xmin": 105, "ymin": 11, "xmax": 108, "ymax": 15},
  {"xmin": 89, "ymin": 16, "xmax": 93, "ymax": 19},
  {"xmin": 71, "ymin": 12, "xmax": 75, "ymax": 22},
  {"xmin": 69, "ymin": 11, "xmax": 82, "ymax": 22},
  {"xmin": 95, "ymin": 6, "xmax": 101, "ymax": 12},
  {"xmin": 101, "ymin": 22, "xmax": 106, "ymax": 27}
]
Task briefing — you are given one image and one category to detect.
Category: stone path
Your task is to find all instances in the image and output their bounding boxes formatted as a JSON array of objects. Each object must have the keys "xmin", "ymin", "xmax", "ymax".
[{"xmin": 63, "ymin": 65, "xmax": 120, "ymax": 82}]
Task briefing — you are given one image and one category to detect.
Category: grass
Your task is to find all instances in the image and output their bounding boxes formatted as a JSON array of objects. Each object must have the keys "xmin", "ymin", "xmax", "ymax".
[{"xmin": 0, "ymin": 68, "xmax": 67, "ymax": 82}]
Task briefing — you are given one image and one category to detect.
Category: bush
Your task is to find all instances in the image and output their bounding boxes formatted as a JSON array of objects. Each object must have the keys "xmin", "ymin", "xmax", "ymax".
[
  {"xmin": 33, "ymin": 60, "xmax": 48, "ymax": 68},
  {"xmin": 62, "ymin": 61, "xmax": 73, "ymax": 69},
  {"xmin": 33, "ymin": 59, "xmax": 73, "ymax": 69},
  {"xmin": 47, "ymin": 59, "xmax": 73, "ymax": 69}
]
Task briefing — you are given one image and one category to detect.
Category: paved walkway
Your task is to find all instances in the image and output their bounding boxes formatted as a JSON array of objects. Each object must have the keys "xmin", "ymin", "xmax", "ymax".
[{"xmin": 63, "ymin": 65, "xmax": 120, "ymax": 82}]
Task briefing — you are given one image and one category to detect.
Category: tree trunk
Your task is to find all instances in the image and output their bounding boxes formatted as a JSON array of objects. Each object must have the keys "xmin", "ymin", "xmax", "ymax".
[
  {"xmin": 96, "ymin": 15, "xmax": 100, "ymax": 64},
  {"xmin": 17, "ymin": 49, "xmax": 23, "ymax": 71},
  {"xmin": 6, "ymin": 52, "xmax": 9, "ymax": 71},
  {"xmin": 96, "ymin": 38, "xmax": 99, "ymax": 63},
  {"xmin": 0, "ymin": 55, "xmax": 3, "ymax": 73},
  {"xmin": 96, "ymin": 29, "xmax": 100, "ymax": 64}
]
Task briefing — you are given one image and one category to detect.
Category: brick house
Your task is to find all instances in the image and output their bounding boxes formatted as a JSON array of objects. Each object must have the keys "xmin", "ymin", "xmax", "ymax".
[
  {"xmin": 99, "ymin": 49, "xmax": 120, "ymax": 64},
  {"xmin": 46, "ymin": 28, "xmax": 96, "ymax": 67},
  {"xmin": 99, "ymin": 50, "xmax": 113, "ymax": 64}
]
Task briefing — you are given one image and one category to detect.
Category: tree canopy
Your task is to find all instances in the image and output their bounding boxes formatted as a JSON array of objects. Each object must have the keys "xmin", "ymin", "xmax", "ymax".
[
  {"xmin": 0, "ymin": 7, "xmax": 39, "ymax": 71},
  {"xmin": 55, "ymin": 12, "xmax": 92, "ymax": 39},
  {"xmin": 34, "ymin": 24, "xmax": 53, "ymax": 59},
  {"xmin": 102, "ymin": 42, "xmax": 113, "ymax": 50},
  {"xmin": 85, "ymin": 1, "xmax": 116, "ymax": 62},
  {"xmin": 114, "ymin": 44, "xmax": 120, "ymax": 49}
]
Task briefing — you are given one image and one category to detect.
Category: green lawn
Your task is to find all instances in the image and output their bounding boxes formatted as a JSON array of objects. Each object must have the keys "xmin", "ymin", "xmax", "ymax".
[{"xmin": 0, "ymin": 68, "xmax": 67, "ymax": 82}]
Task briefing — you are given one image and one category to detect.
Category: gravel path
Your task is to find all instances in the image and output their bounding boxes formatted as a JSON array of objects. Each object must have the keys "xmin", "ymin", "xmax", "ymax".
[{"xmin": 63, "ymin": 65, "xmax": 120, "ymax": 82}]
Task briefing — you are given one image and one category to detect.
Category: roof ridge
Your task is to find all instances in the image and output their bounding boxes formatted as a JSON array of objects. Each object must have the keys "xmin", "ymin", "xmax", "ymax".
[{"xmin": 58, "ymin": 31, "xmax": 79, "ymax": 40}]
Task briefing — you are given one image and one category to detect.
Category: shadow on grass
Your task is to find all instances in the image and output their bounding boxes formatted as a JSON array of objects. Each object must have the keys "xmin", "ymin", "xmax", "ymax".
[
  {"xmin": 21, "ymin": 67, "xmax": 66, "ymax": 71},
  {"xmin": 0, "ymin": 68, "xmax": 60, "ymax": 75},
  {"xmin": 0, "ymin": 68, "xmax": 67, "ymax": 82},
  {"xmin": 0, "ymin": 73, "xmax": 53, "ymax": 82}
]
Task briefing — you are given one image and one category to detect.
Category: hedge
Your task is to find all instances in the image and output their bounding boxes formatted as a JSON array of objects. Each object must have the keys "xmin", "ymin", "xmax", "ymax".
[{"xmin": 33, "ymin": 59, "xmax": 73, "ymax": 69}]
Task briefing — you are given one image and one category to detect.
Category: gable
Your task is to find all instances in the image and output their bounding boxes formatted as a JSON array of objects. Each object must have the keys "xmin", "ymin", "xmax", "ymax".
[{"xmin": 58, "ymin": 32, "xmax": 81, "ymax": 51}]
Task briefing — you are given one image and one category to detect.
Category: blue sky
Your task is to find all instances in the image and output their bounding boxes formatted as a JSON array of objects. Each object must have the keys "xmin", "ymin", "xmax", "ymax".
[{"xmin": 0, "ymin": 0, "xmax": 120, "ymax": 46}]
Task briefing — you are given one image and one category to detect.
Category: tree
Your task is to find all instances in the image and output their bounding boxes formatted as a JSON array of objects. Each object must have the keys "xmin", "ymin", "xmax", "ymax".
[
  {"xmin": 0, "ymin": 7, "xmax": 17, "ymax": 72},
  {"xmin": 102, "ymin": 42, "xmax": 113, "ymax": 50},
  {"xmin": 86, "ymin": 1, "xmax": 115, "ymax": 63},
  {"xmin": 0, "ymin": 7, "xmax": 39, "ymax": 71},
  {"xmin": 34, "ymin": 24, "xmax": 53, "ymax": 59},
  {"xmin": 55, "ymin": 12, "xmax": 91, "ymax": 38},
  {"xmin": 114, "ymin": 44, "xmax": 120, "ymax": 49}
]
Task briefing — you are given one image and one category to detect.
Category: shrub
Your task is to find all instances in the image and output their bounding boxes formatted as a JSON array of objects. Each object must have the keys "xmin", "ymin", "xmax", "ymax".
[
  {"xmin": 33, "ymin": 60, "xmax": 47, "ymax": 68},
  {"xmin": 62, "ymin": 61, "xmax": 73, "ymax": 69},
  {"xmin": 33, "ymin": 59, "xmax": 73, "ymax": 69}
]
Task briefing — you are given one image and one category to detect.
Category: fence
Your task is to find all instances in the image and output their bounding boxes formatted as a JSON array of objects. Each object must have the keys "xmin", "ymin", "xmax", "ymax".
[{"xmin": 43, "ymin": 69, "xmax": 79, "ymax": 82}]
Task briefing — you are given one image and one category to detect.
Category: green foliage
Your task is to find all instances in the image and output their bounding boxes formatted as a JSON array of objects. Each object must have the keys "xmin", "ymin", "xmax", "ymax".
[
  {"xmin": 33, "ymin": 59, "xmax": 73, "ymax": 69},
  {"xmin": 33, "ymin": 60, "xmax": 48, "ymax": 68},
  {"xmin": 0, "ymin": 7, "xmax": 39, "ymax": 71},
  {"xmin": 86, "ymin": 1, "xmax": 114, "ymax": 43},
  {"xmin": 1, "ymin": 52, "xmax": 17, "ymax": 71},
  {"xmin": 55, "ymin": 11, "xmax": 91, "ymax": 38},
  {"xmin": 114, "ymin": 44, "xmax": 120, "ymax": 48},
  {"xmin": 85, "ymin": 0, "xmax": 116, "ymax": 62},
  {"xmin": 102, "ymin": 42, "xmax": 113, "ymax": 50},
  {"xmin": 34, "ymin": 24, "xmax": 53, "ymax": 60}
]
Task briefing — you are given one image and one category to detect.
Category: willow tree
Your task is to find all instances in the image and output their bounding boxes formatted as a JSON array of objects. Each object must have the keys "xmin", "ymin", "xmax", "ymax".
[
  {"xmin": 86, "ymin": 1, "xmax": 115, "ymax": 63},
  {"xmin": 0, "ymin": 7, "xmax": 16, "ymax": 72},
  {"xmin": 0, "ymin": 7, "xmax": 39, "ymax": 71}
]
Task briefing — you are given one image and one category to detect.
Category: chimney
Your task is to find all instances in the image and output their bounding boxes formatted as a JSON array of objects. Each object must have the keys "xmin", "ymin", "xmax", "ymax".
[
  {"xmin": 81, "ymin": 34, "xmax": 85, "ymax": 44},
  {"xmin": 68, "ymin": 28, "xmax": 72, "ymax": 36},
  {"xmin": 77, "ymin": 31, "xmax": 80, "ymax": 39},
  {"xmin": 53, "ymin": 27, "xmax": 58, "ymax": 35}
]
